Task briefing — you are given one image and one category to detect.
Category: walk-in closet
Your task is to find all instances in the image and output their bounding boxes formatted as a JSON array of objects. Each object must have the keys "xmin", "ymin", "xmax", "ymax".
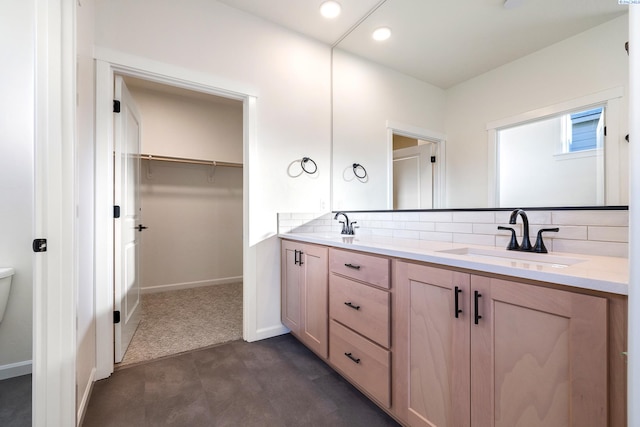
[{"xmin": 119, "ymin": 77, "xmax": 244, "ymax": 366}]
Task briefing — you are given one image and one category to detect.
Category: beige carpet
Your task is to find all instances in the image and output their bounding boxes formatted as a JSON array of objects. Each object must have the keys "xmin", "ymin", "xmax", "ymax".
[{"xmin": 119, "ymin": 282, "xmax": 243, "ymax": 366}]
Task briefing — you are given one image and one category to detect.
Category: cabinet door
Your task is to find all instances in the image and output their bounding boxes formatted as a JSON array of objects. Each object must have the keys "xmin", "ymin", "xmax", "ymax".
[
  {"xmin": 471, "ymin": 276, "xmax": 607, "ymax": 427},
  {"xmin": 395, "ymin": 262, "xmax": 471, "ymax": 427},
  {"xmin": 300, "ymin": 244, "xmax": 329, "ymax": 358},
  {"xmin": 281, "ymin": 240, "xmax": 302, "ymax": 335}
]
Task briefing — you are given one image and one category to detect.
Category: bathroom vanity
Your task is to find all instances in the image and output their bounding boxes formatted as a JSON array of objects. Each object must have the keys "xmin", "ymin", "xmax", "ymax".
[{"xmin": 280, "ymin": 233, "xmax": 627, "ymax": 427}]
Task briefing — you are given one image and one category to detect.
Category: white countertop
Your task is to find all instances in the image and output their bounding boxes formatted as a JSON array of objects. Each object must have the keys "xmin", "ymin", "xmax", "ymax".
[{"xmin": 279, "ymin": 232, "xmax": 628, "ymax": 295}]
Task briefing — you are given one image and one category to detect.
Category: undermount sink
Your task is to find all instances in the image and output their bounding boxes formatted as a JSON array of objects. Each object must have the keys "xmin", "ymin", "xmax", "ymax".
[{"xmin": 436, "ymin": 247, "xmax": 585, "ymax": 268}]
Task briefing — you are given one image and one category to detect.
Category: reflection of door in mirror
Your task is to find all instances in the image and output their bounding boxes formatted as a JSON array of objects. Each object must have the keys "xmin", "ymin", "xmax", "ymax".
[
  {"xmin": 497, "ymin": 106, "xmax": 605, "ymax": 207},
  {"xmin": 392, "ymin": 135, "xmax": 434, "ymax": 209}
]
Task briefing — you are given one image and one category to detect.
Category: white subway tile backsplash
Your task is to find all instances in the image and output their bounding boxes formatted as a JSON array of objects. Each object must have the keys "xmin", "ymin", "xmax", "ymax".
[
  {"xmin": 278, "ymin": 209, "xmax": 629, "ymax": 258},
  {"xmin": 419, "ymin": 211, "xmax": 453, "ymax": 222},
  {"xmin": 404, "ymin": 221, "xmax": 436, "ymax": 232},
  {"xmin": 453, "ymin": 233, "xmax": 495, "ymax": 246},
  {"xmin": 552, "ymin": 239, "xmax": 628, "ymax": 258},
  {"xmin": 419, "ymin": 231, "xmax": 453, "ymax": 242},
  {"xmin": 529, "ymin": 225, "xmax": 587, "ymax": 241},
  {"xmin": 436, "ymin": 222, "xmax": 473, "ymax": 233},
  {"xmin": 588, "ymin": 226, "xmax": 629, "ymax": 243},
  {"xmin": 392, "ymin": 212, "xmax": 421, "ymax": 221},
  {"xmin": 453, "ymin": 211, "xmax": 495, "ymax": 223},
  {"xmin": 393, "ymin": 229, "xmax": 420, "ymax": 239},
  {"xmin": 552, "ymin": 210, "xmax": 628, "ymax": 226}
]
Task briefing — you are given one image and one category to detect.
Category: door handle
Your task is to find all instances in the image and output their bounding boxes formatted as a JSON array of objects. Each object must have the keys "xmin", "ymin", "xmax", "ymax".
[
  {"xmin": 294, "ymin": 249, "xmax": 304, "ymax": 266},
  {"xmin": 474, "ymin": 290, "xmax": 482, "ymax": 325},
  {"xmin": 344, "ymin": 352, "xmax": 361, "ymax": 364},
  {"xmin": 454, "ymin": 286, "xmax": 462, "ymax": 318},
  {"xmin": 136, "ymin": 224, "xmax": 148, "ymax": 232}
]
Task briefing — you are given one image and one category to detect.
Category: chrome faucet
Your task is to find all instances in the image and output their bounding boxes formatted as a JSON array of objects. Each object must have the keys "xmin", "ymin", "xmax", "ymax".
[
  {"xmin": 508, "ymin": 209, "xmax": 533, "ymax": 251},
  {"xmin": 334, "ymin": 212, "xmax": 356, "ymax": 235}
]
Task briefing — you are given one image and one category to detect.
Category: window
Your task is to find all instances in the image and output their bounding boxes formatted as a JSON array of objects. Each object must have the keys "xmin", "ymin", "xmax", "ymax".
[{"xmin": 562, "ymin": 106, "xmax": 604, "ymax": 153}]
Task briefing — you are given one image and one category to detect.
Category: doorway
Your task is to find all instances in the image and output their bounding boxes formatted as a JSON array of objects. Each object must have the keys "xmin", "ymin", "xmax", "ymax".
[
  {"xmin": 387, "ymin": 122, "xmax": 446, "ymax": 209},
  {"xmin": 114, "ymin": 76, "xmax": 244, "ymax": 366},
  {"xmin": 95, "ymin": 58, "xmax": 257, "ymax": 379}
]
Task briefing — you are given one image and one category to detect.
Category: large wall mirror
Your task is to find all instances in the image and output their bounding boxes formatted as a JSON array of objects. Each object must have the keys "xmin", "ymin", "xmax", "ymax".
[{"xmin": 332, "ymin": 0, "xmax": 629, "ymax": 211}]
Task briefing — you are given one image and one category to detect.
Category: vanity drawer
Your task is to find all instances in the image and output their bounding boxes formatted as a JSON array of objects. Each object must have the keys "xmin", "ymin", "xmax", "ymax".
[
  {"xmin": 329, "ymin": 248, "xmax": 390, "ymax": 289},
  {"xmin": 329, "ymin": 320, "xmax": 390, "ymax": 408},
  {"xmin": 330, "ymin": 274, "xmax": 390, "ymax": 348}
]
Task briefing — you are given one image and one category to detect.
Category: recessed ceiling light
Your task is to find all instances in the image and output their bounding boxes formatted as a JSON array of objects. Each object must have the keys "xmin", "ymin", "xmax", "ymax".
[
  {"xmin": 320, "ymin": 1, "xmax": 341, "ymax": 19},
  {"xmin": 372, "ymin": 27, "xmax": 391, "ymax": 41}
]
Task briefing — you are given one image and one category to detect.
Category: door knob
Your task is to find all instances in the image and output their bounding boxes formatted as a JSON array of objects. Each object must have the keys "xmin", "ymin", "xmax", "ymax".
[{"xmin": 136, "ymin": 224, "xmax": 148, "ymax": 232}]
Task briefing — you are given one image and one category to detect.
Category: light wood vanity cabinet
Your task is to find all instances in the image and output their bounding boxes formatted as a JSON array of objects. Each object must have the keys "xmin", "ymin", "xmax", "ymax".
[
  {"xmin": 395, "ymin": 261, "xmax": 609, "ymax": 427},
  {"xmin": 328, "ymin": 248, "xmax": 392, "ymax": 408},
  {"xmin": 280, "ymin": 240, "xmax": 328, "ymax": 358},
  {"xmin": 281, "ymin": 240, "xmax": 625, "ymax": 426}
]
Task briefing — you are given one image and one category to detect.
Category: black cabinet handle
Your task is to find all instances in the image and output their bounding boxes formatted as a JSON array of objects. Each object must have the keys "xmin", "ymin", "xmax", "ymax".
[
  {"xmin": 344, "ymin": 302, "xmax": 361, "ymax": 310},
  {"xmin": 294, "ymin": 250, "xmax": 304, "ymax": 266},
  {"xmin": 474, "ymin": 290, "xmax": 482, "ymax": 325},
  {"xmin": 454, "ymin": 286, "xmax": 462, "ymax": 318},
  {"xmin": 344, "ymin": 263, "xmax": 361, "ymax": 270},
  {"xmin": 344, "ymin": 352, "xmax": 361, "ymax": 364}
]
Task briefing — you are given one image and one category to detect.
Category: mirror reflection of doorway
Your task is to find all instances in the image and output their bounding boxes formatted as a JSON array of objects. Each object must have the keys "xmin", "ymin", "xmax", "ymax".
[{"xmin": 392, "ymin": 135, "xmax": 436, "ymax": 210}]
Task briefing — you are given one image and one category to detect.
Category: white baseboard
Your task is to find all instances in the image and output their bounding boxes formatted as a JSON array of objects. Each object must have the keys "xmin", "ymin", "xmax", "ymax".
[
  {"xmin": 141, "ymin": 276, "xmax": 243, "ymax": 294},
  {"xmin": 247, "ymin": 324, "xmax": 290, "ymax": 342},
  {"xmin": 0, "ymin": 360, "xmax": 32, "ymax": 380},
  {"xmin": 76, "ymin": 367, "xmax": 96, "ymax": 427}
]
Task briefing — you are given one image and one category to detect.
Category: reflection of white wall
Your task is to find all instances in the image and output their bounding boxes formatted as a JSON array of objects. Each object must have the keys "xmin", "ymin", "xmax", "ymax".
[
  {"xmin": 332, "ymin": 50, "xmax": 446, "ymax": 210},
  {"xmin": 499, "ymin": 117, "xmax": 598, "ymax": 207},
  {"xmin": 0, "ymin": 0, "xmax": 34, "ymax": 377},
  {"xmin": 445, "ymin": 15, "xmax": 628, "ymax": 207}
]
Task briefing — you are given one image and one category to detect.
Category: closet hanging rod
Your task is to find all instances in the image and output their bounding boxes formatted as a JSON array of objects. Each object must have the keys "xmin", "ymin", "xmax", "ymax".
[{"xmin": 140, "ymin": 154, "xmax": 243, "ymax": 168}]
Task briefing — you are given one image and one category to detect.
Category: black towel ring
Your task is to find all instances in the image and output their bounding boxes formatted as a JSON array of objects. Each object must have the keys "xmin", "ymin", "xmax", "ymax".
[
  {"xmin": 301, "ymin": 157, "xmax": 318, "ymax": 174},
  {"xmin": 353, "ymin": 163, "xmax": 367, "ymax": 179}
]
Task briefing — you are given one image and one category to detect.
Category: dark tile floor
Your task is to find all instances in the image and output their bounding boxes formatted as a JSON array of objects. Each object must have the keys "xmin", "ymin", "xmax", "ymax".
[
  {"xmin": 82, "ymin": 334, "xmax": 401, "ymax": 427},
  {"xmin": 0, "ymin": 374, "xmax": 31, "ymax": 427}
]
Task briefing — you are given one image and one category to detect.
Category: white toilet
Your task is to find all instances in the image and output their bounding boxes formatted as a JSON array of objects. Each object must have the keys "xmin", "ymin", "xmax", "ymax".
[{"xmin": 0, "ymin": 267, "xmax": 14, "ymax": 323}]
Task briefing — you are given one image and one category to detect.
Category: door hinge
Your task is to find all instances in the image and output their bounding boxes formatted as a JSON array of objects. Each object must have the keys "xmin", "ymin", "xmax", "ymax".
[
  {"xmin": 114, "ymin": 311, "xmax": 121, "ymax": 324},
  {"xmin": 430, "ymin": 156, "xmax": 436, "ymax": 163},
  {"xmin": 32, "ymin": 239, "xmax": 47, "ymax": 253},
  {"xmin": 114, "ymin": 205, "xmax": 120, "ymax": 218},
  {"xmin": 113, "ymin": 100, "xmax": 121, "ymax": 113},
  {"xmin": 604, "ymin": 126, "xmax": 607, "ymax": 136}
]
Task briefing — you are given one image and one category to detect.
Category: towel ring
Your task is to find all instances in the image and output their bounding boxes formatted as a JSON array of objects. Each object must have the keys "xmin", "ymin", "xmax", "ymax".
[
  {"xmin": 353, "ymin": 163, "xmax": 367, "ymax": 179},
  {"xmin": 301, "ymin": 157, "xmax": 318, "ymax": 174}
]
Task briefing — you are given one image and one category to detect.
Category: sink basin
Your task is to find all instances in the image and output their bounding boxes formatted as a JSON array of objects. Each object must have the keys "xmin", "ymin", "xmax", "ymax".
[{"xmin": 436, "ymin": 247, "xmax": 585, "ymax": 268}]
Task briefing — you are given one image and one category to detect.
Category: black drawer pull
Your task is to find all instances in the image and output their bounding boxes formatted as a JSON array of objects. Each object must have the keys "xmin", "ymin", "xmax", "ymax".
[
  {"xmin": 344, "ymin": 352, "xmax": 361, "ymax": 364},
  {"xmin": 454, "ymin": 286, "xmax": 462, "ymax": 318},
  {"xmin": 344, "ymin": 302, "xmax": 361, "ymax": 310},
  {"xmin": 344, "ymin": 263, "xmax": 361, "ymax": 270}
]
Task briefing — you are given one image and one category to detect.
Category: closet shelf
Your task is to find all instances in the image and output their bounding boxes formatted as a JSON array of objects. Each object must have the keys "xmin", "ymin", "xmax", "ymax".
[{"xmin": 140, "ymin": 153, "xmax": 243, "ymax": 168}]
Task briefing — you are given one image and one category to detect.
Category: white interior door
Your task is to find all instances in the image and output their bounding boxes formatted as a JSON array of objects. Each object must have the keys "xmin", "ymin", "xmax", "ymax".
[
  {"xmin": 114, "ymin": 75, "xmax": 143, "ymax": 363},
  {"xmin": 393, "ymin": 144, "xmax": 433, "ymax": 209}
]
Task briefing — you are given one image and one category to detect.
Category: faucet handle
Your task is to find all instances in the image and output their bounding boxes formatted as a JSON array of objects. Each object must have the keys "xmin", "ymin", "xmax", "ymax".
[
  {"xmin": 348, "ymin": 221, "xmax": 358, "ymax": 235},
  {"xmin": 534, "ymin": 228, "xmax": 559, "ymax": 253},
  {"xmin": 497, "ymin": 226, "xmax": 520, "ymax": 251}
]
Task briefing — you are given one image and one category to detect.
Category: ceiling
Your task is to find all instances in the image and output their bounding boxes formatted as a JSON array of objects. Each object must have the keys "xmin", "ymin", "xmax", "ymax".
[{"xmin": 217, "ymin": 0, "xmax": 627, "ymax": 88}]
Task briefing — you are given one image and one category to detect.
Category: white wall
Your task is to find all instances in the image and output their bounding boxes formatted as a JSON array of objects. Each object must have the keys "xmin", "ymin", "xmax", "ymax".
[
  {"xmin": 94, "ymin": 0, "xmax": 332, "ymax": 340},
  {"xmin": 332, "ymin": 49, "xmax": 447, "ymax": 210},
  {"xmin": 76, "ymin": 0, "xmax": 97, "ymax": 416},
  {"xmin": 0, "ymin": 0, "xmax": 34, "ymax": 378},
  {"xmin": 127, "ymin": 83, "xmax": 243, "ymax": 163},
  {"xmin": 445, "ymin": 15, "xmax": 629, "ymax": 208}
]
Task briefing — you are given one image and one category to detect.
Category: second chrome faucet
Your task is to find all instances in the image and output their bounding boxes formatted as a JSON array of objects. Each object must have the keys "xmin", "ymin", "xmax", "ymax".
[
  {"xmin": 334, "ymin": 212, "xmax": 357, "ymax": 235},
  {"xmin": 499, "ymin": 209, "xmax": 558, "ymax": 253}
]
